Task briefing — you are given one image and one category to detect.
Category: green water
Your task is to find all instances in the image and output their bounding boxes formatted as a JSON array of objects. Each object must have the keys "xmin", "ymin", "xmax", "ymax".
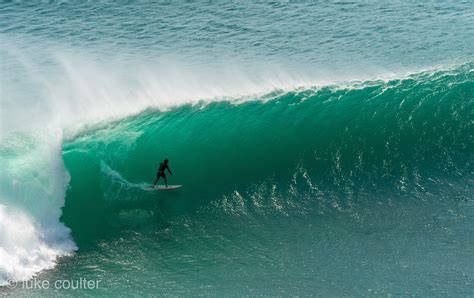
[{"xmin": 36, "ymin": 67, "xmax": 472, "ymax": 295}]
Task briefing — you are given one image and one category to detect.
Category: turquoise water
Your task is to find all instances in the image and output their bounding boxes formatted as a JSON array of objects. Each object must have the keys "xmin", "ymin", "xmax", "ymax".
[{"xmin": 1, "ymin": 2, "xmax": 473, "ymax": 296}]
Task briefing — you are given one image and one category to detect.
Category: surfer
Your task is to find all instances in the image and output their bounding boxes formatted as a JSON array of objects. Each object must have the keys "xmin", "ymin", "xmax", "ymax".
[{"xmin": 152, "ymin": 159, "xmax": 173, "ymax": 188}]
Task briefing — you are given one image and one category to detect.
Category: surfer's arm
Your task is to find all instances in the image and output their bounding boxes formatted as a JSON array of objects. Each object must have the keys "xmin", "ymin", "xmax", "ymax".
[{"xmin": 166, "ymin": 165, "xmax": 173, "ymax": 175}]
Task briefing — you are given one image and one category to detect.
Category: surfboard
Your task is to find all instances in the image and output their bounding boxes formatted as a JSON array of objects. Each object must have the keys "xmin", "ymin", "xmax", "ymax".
[{"xmin": 147, "ymin": 185, "xmax": 182, "ymax": 190}]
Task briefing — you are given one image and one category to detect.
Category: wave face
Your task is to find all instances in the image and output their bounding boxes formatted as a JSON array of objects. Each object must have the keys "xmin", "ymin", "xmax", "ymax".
[{"xmin": 60, "ymin": 65, "xmax": 473, "ymax": 243}]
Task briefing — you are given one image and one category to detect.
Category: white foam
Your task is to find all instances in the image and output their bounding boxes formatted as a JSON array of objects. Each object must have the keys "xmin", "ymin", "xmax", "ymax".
[
  {"xmin": 0, "ymin": 132, "xmax": 77, "ymax": 285},
  {"xmin": 0, "ymin": 205, "xmax": 76, "ymax": 285}
]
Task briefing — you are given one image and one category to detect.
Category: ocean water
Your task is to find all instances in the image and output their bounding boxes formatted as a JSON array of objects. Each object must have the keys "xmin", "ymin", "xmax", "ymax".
[{"xmin": 1, "ymin": 2, "xmax": 473, "ymax": 296}]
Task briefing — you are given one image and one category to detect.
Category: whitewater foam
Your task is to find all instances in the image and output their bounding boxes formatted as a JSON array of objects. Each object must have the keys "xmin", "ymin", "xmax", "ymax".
[
  {"xmin": 0, "ymin": 205, "xmax": 75, "ymax": 285},
  {"xmin": 0, "ymin": 132, "xmax": 76, "ymax": 285}
]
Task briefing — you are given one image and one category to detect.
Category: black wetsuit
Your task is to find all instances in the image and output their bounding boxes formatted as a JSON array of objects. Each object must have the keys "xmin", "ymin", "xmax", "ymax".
[{"xmin": 157, "ymin": 163, "xmax": 170, "ymax": 178}]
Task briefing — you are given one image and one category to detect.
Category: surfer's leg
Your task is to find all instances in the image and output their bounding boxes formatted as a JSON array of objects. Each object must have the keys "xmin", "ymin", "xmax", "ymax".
[
  {"xmin": 164, "ymin": 176, "xmax": 168, "ymax": 188},
  {"xmin": 153, "ymin": 176, "xmax": 160, "ymax": 187}
]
